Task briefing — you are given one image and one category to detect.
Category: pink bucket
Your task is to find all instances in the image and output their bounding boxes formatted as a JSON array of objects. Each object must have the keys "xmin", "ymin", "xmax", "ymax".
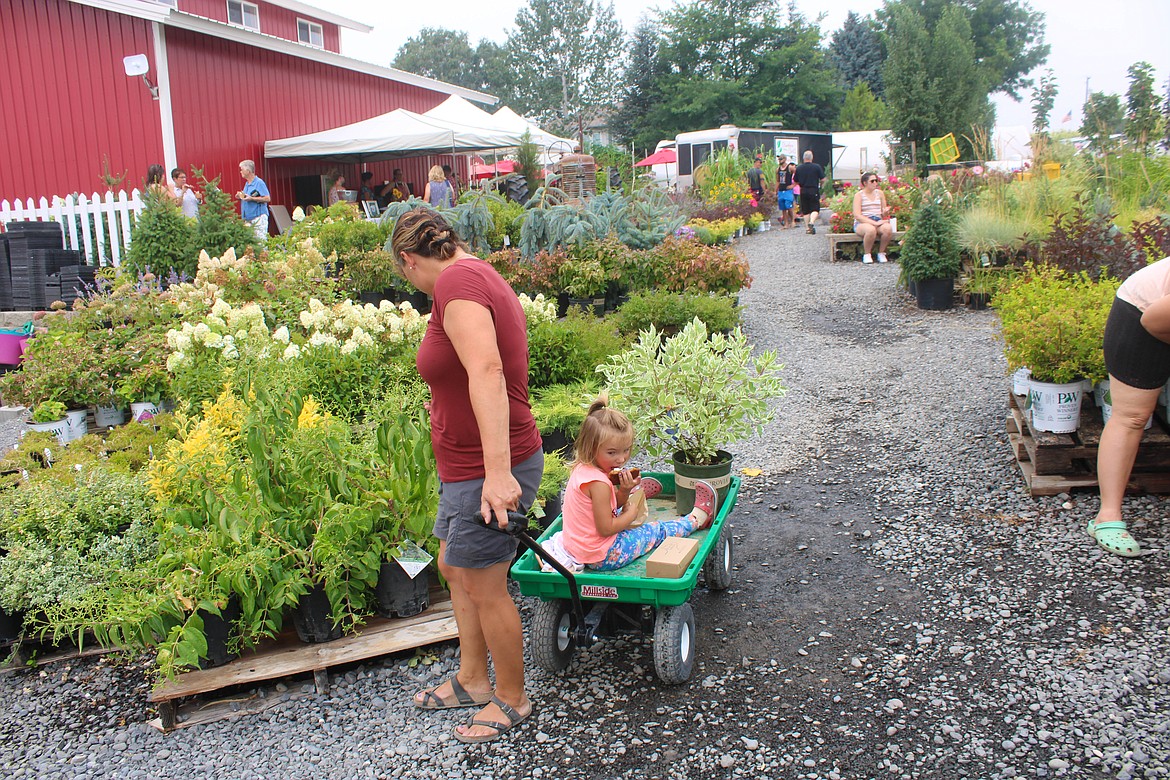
[{"xmin": 0, "ymin": 333, "xmax": 28, "ymax": 365}]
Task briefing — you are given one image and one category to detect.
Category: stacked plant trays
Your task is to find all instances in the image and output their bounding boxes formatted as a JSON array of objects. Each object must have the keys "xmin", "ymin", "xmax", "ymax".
[
  {"xmin": 54, "ymin": 265, "xmax": 97, "ymax": 307},
  {"xmin": 0, "ymin": 235, "xmax": 11, "ymax": 311},
  {"xmin": 5, "ymin": 221, "xmax": 65, "ymax": 310}
]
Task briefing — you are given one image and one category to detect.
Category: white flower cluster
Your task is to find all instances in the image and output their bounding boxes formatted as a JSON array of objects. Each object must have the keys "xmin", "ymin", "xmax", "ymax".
[
  {"xmin": 298, "ymin": 298, "xmax": 427, "ymax": 356},
  {"xmin": 517, "ymin": 293, "xmax": 557, "ymax": 324},
  {"xmin": 166, "ymin": 298, "xmax": 269, "ymax": 369}
]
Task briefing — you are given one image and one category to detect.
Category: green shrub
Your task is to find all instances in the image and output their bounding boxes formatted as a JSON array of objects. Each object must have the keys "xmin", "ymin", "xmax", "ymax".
[
  {"xmin": 527, "ymin": 311, "xmax": 624, "ymax": 388},
  {"xmin": 192, "ymin": 169, "xmax": 259, "ymax": 261},
  {"xmin": 531, "ymin": 380, "xmax": 598, "ymax": 435},
  {"xmin": 614, "ymin": 291, "xmax": 741, "ymax": 337},
  {"xmin": 899, "ymin": 202, "xmax": 962, "ymax": 282},
  {"xmin": 124, "ymin": 187, "xmax": 196, "ymax": 278}
]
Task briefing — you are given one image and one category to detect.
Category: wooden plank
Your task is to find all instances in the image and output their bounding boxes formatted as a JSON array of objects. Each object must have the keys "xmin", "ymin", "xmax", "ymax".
[
  {"xmin": 828, "ymin": 231, "xmax": 906, "ymax": 262},
  {"xmin": 147, "ymin": 686, "xmax": 310, "ymax": 733},
  {"xmin": 150, "ymin": 601, "xmax": 458, "ymax": 703}
]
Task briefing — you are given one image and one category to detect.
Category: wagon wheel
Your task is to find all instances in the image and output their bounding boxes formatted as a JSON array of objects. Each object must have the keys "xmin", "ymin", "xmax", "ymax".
[
  {"xmin": 653, "ymin": 603, "xmax": 696, "ymax": 684},
  {"xmin": 702, "ymin": 527, "xmax": 733, "ymax": 591},
  {"xmin": 532, "ymin": 599, "xmax": 576, "ymax": 672}
]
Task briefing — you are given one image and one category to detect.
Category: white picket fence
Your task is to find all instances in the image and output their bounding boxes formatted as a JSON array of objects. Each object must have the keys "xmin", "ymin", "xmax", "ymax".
[{"xmin": 0, "ymin": 189, "xmax": 144, "ymax": 266}]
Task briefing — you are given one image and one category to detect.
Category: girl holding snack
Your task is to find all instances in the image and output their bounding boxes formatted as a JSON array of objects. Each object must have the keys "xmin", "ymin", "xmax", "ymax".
[{"xmin": 561, "ymin": 397, "xmax": 718, "ymax": 571}]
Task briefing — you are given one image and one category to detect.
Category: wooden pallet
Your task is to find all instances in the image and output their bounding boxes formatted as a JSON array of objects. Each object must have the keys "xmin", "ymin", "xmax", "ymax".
[
  {"xmin": 828, "ymin": 231, "xmax": 905, "ymax": 262},
  {"xmin": 148, "ymin": 592, "xmax": 457, "ymax": 731},
  {"xmin": 1006, "ymin": 392, "xmax": 1170, "ymax": 496}
]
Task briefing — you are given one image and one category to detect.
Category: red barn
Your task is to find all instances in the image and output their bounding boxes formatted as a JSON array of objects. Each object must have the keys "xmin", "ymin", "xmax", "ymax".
[{"xmin": 0, "ymin": 0, "xmax": 494, "ymax": 209}]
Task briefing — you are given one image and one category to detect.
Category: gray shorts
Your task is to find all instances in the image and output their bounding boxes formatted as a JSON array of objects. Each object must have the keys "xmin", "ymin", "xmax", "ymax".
[{"xmin": 433, "ymin": 449, "xmax": 544, "ymax": 569}]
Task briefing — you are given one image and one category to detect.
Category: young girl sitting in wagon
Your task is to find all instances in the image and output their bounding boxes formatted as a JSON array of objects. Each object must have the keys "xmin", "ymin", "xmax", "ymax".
[{"xmin": 560, "ymin": 397, "xmax": 718, "ymax": 571}]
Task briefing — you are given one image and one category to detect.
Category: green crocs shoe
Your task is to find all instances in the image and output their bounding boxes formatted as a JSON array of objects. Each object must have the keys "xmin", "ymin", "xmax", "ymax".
[{"xmin": 1087, "ymin": 519, "xmax": 1142, "ymax": 558}]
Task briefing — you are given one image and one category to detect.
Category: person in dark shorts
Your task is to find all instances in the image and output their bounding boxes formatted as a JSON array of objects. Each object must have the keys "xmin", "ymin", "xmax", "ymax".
[
  {"xmin": 793, "ymin": 150, "xmax": 825, "ymax": 234},
  {"xmin": 1091, "ymin": 255, "xmax": 1170, "ymax": 557},
  {"xmin": 394, "ymin": 208, "xmax": 543, "ymax": 743},
  {"xmin": 747, "ymin": 156, "xmax": 765, "ymax": 204}
]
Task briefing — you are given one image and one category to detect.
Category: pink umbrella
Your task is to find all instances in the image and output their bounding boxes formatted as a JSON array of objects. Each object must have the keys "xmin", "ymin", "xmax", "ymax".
[{"xmin": 634, "ymin": 148, "xmax": 677, "ymax": 167}]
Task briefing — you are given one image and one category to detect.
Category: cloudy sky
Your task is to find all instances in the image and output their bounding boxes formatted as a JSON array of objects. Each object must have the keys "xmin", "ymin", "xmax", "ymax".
[{"xmin": 312, "ymin": 0, "xmax": 1169, "ymax": 131}]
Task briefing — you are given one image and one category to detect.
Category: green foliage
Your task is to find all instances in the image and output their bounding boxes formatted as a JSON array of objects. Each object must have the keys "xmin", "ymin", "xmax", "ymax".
[
  {"xmin": 1081, "ymin": 92, "xmax": 1125, "ymax": 154},
  {"xmin": 1125, "ymin": 62, "xmax": 1164, "ymax": 152},
  {"xmin": 599, "ymin": 319, "xmax": 785, "ymax": 465},
  {"xmin": 485, "ymin": 196, "xmax": 525, "ymax": 251},
  {"xmin": 527, "ymin": 310, "xmax": 624, "ymax": 389},
  {"xmin": 391, "ymin": 28, "xmax": 511, "ymax": 96},
  {"xmin": 557, "ymin": 255, "xmax": 607, "ymax": 298},
  {"xmin": 29, "ymin": 400, "xmax": 67, "ymax": 423},
  {"xmin": 531, "ymin": 449, "xmax": 571, "ymax": 526},
  {"xmin": 900, "ymin": 201, "xmax": 962, "ymax": 282},
  {"xmin": 610, "ymin": 20, "xmax": 663, "ymax": 150},
  {"xmin": 124, "ymin": 187, "xmax": 196, "ymax": 278},
  {"xmin": 1030, "ymin": 69, "xmax": 1058, "ymax": 136},
  {"xmin": 515, "ymin": 130, "xmax": 542, "ymax": 197},
  {"xmin": 530, "ymin": 380, "xmax": 598, "ymax": 436},
  {"xmin": 0, "ymin": 469, "xmax": 157, "ymax": 615},
  {"xmin": 614, "ymin": 291, "xmax": 741, "ymax": 338},
  {"xmin": 829, "ymin": 11, "xmax": 885, "ymax": 96},
  {"xmin": 192, "ymin": 168, "xmax": 258, "ymax": 260},
  {"xmin": 996, "ymin": 264, "xmax": 1117, "ymax": 384},
  {"xmin": 837, "ymin": 83, "xmax": 888, "ymax": 132},
  {"xmin": 879, "ymin": 0, "xmax": 1049, "ymax": 100},
  {"xmin": 506, "ymin": 0, "xmax": 625, "ymax": 135},
  {"xmin": 956, "ymin": 205, "xmax": 1029, "ymax": 262},
  {"xmin": 883, "ymin": 3, "xmax": 990, "ymax": 158},
  {"xmin": 445, "ymin": 190, "xmax": 502, "ymax": 255}
]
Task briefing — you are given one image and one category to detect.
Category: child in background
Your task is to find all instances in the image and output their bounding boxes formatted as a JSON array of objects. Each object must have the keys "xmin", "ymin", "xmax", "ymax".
[{"xmin": 560, "ymin": 397, "xmax": 718, "ymax": 571}]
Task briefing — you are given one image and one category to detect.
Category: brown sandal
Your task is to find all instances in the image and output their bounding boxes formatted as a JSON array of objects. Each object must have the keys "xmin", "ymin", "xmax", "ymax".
[
  {"xmin": 452, "ymin": 696, "xmax": 532, "ymax": 744},
  {"xmin": 413, "ymin": 676, "xmax": 493, "ymax": 710}
]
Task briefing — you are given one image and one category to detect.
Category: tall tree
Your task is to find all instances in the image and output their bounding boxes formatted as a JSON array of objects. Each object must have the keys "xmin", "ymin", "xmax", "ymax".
[
  {"xmin": 829, "ymin": 12, "xmax": 884, "ymax": 97},
  {"xmin": 1030, "ymin": 69, "xmax": 1058, "ymax": 134},
  {"xmin": 610, "ymin": 18, "xmax": 663, "ymax": 151},
  {"xmin": 1080, "ymin": 91, "xmax": 1125, "ymax": 154},
  {"xmin": 1125, "ymin": 61, "xmax": 1163, "ymax": 152},
  {"xmin": 647, "ymin": 1, "xmax": 841, "ymax": 138},
  {"xmin": 880, "ymin": 0, "xmax": 1049, "ymax": 99},
  {"xmin": 506, "ymin": 0, "xmax": 626, "ymax": 137},
  {"xmin": 657, "ymin": 0, "xmax": 781, "ymax": 81},
  {"xmin": 883, "ymin": 3, "xmax": 989, "ymax": 159},
  {"xmin": 837, "ymin": 83, "xmax": 889, "ymax": 131}
]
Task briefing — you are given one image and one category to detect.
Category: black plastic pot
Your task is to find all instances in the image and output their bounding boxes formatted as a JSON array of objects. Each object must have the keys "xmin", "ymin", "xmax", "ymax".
[
  {"xmin": 540, "ymin": 429, "xmax": 572, "ymax": 455},
  {"xmin": 375, "ymin": 564, "xmax": 431, "ymax": 619},
  {"xmin": 556, "ymin": 292, "xmax": 570, "ymax": 319},
  {"xmin": 291, "ymin": 583, "xmax": 342, "ymax": 643},
  {"xmin": 0, "ymin": 605, "xmax": 25, "ymax": 643},
  {"xmin": 358, "ymin": 290, "xmax": 394, "ymax": 306},
  {"xmin": 567, "ymin": 297, "xmax": 605, "ymax": 316},
  {"xmin": 406, "ymin": 290, "xmax": 431, "ymax": 314},
  {"xmin": 914, "ymin": 277, "xmax": 955, "ymax": 310},
  {"xmin": 197, "ymin": 595, "xmax": 241, "ymax": 669},
  {"xmin": 968, "ymin": 292, "xmax": 990, "ymax": 310}
]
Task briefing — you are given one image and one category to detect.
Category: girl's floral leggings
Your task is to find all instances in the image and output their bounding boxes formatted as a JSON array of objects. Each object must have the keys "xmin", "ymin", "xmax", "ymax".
[{"xmin": 588, "ymin": 516, "xmax": 702, "ymax": 571}]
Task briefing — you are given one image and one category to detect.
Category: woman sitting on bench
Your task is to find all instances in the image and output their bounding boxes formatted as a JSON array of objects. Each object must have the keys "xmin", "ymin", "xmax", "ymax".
[{"xmin": 853, "ymin": 172, "xmax": 893, "ymax": 264}]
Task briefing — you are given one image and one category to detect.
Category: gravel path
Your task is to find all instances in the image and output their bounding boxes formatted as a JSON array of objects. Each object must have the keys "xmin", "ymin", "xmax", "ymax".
[{"xmin": 3, "ymin": 223, "xmax": 1168, "ymax": 779}]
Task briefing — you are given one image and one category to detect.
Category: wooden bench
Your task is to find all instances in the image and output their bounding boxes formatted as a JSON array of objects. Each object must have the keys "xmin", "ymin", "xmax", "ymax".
[{"xmin": 828, "ymin": 232, "xmax": 906, "ymax": 262}]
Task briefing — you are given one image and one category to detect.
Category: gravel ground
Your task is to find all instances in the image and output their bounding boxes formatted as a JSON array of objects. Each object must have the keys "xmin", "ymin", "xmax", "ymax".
[{"xmin": 2, "ymin": 221, "xmax": 1168, "ymax": 779}]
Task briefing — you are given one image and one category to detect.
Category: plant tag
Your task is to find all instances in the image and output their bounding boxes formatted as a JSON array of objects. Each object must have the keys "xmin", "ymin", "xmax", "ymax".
[
  {"xmin": 393, "ymin": 539, "xmax": 434, "ymax": 579},
  {"xmin": 502, "ymin": 234, "xmax": 511, "ymax": 247}
]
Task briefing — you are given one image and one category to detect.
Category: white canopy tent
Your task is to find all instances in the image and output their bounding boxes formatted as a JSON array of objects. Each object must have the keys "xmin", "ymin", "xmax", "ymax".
[
  {"xmin": 264, "ymin": 107, "xmax": 521, "ymax": 162},
  {"xmin": 264, "ymin": 100, "xmax": 576, "ymax": 163}
]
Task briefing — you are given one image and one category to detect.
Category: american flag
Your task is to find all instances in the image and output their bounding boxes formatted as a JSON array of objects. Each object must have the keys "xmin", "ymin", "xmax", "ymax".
[{"xmin": 1061, "ymin": 110, "xmax": 1072, "ymax": 123}]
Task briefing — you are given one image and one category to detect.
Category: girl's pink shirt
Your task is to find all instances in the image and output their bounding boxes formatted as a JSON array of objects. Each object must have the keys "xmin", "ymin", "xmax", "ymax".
[{"xmin": 561, "ymin": 462, "xmax": 618, "ymax": 564}]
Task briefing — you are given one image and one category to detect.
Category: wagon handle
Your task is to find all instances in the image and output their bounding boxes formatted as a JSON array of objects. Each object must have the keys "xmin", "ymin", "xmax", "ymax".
[{"xmin": 475, "ymin": 511, "xmax": 592, "ymax": 647}]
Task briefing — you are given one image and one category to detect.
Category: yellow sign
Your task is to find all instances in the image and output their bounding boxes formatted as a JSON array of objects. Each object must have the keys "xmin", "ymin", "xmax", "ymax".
[{"xmin": 929, "ymin": 134, "xmax": 960, "ymax": 165}]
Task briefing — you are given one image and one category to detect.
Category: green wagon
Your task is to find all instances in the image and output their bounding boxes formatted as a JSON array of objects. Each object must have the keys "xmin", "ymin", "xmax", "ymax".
[{"xmin": 508, "ymin": 471, "xmax": 740, "ymax": 684}]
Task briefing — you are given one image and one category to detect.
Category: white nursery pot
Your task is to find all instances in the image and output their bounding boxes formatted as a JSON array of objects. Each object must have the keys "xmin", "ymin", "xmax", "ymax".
[
  {"xmin": 95, "ymin": 405, "xmax": 126, "ymax": 427},
  {"xmin": 1012, "ymin": 367, "xmax": 1031, "ymax": 397},
  {"xmin": 131, "ymin": 402, "xmax": 160, "ymax": 422},
  {"xmin": 1028, "ymin": 379, "xmax": 1083, "ymax": 434},
  {"xmin": 64, "ymin": 409, "xmax": 88, "ymax": 441}
]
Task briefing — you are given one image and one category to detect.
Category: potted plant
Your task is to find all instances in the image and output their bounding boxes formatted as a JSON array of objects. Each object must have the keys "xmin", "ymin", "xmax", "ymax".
[
  {"xmin": 963, "ymin": 267, "xmax": 999, "ymax": 310},
  {"xmin": 899, "ymin": 201, "xmax": 962, "ymax": 310},
  {"xmin": 599, "ymin": 318, "xmax": 785, "ymax": 514},
  {"xmin": 997, "ymin": 265, "xmax": 1117, "ymax": 433},
  {"xmin": 118, "ymin": 364, "xmax": 172, "ymax": 422},
  {"xmin": 530, "ymin": 380, "xmax": 597, "ymax": 454},
  {"xmin": 613, "ymin": 291, "xmax": 741, "ymax": 339},
  {"xmin": 26, "ymin": 400, "xmax": 69, "ymax": 445},
  {"xmin": 557, "ymin": 257, "xmax": 608, "ymax": 316}
]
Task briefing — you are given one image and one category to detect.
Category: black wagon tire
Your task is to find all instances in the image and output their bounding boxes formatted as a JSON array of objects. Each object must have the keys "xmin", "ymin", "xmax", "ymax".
[
  {"xmin": 703, "ymin": 528, "xmax": 733, "ymax": 591},
  {"xmin": 653, "ymin": 603, "xmax": 696, "ymax": 684},
  {"xmin": 531, "ymin": 599, "xmax": 576, "ymax": 672}
]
